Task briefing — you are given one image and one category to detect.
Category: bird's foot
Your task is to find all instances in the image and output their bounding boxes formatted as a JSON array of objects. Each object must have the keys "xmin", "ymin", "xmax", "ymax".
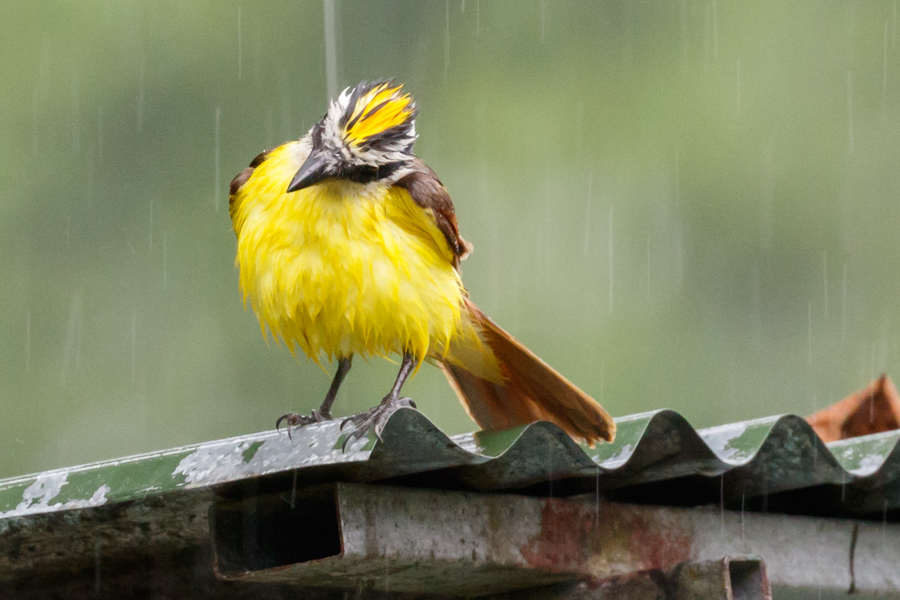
[
  {"xmin": 276, "ymin": 409, "xmax": 333, "ymax": 440},
  {"xmin": 340, "ymin": 395, "xmax": 417, "ymax": 450}
]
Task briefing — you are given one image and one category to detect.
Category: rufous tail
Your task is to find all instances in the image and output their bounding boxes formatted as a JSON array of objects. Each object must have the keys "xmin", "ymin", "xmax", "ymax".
[{"xmin": 440, "ymin": 299, "xmax": 616, "ymax": 445}]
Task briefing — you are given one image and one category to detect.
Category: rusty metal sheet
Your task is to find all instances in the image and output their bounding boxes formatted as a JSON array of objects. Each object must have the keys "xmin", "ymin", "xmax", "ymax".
[
  {"xmin": 488, "ymin": 556, "xmax": 772, "ymax": 600},
  {"xmin": 211, "ymin": 483, "xmax": 898, "ymax": 596},
  {"xmin": 1, "ymin": 408, "xmax": 899, "ymax": 524},
  {"xmin": 1, "ymin": 407, "xmax": 899, "ymax": 596}
]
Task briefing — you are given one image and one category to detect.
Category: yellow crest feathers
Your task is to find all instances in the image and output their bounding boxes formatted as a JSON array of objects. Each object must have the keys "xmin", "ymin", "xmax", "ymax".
[{"xmin": 341, "ymin": 81, "xmax": 416, "ymax": 146}]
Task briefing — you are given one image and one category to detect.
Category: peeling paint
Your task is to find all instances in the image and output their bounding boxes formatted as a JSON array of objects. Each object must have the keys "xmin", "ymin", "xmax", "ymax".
[
  {"xmin": 1, "ymin": 408, "xmax": 899, "ymax": 524},
  {"xmin": 598, "ymin": 443, "xmax": 634, "ymax": 469},
  {"xmin": 241, "ymin": 441, "xmax": 264, "ymax": 463},
  {"xmin": 698, "ymin": 418, "xmax": 776, "ymax": 463},
  {"xmin": 829, "ymin": 430, "xmax": 900, "ymax": 475},
  {"xmin": 172, "ymin": 420, "xmax": 370, "ymax": 487},
  {"xmin": 0, "ymin": 471, "xmax": 111, "ymax": 518}
]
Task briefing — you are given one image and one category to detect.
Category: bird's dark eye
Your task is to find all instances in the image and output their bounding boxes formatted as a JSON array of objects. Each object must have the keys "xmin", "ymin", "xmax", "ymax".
[
  {"xmin": 341, "ymin": 164, "xmax": 380, "ymax": 183},
  {"xmin": 340, "ymin": 162, "xmax": 404, "ymax": 184}
]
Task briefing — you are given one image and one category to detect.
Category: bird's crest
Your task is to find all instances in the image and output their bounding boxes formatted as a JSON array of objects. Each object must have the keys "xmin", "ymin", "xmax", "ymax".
[{"xmin": 329, "ymin": 81, "xmax": 417, "ymax": 150}]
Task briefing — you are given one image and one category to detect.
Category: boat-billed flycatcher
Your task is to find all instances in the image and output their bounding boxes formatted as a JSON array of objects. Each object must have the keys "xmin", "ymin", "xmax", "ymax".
[{"xmin": 229, "ymin": 80, "xmax": 616, "ymax": 446}]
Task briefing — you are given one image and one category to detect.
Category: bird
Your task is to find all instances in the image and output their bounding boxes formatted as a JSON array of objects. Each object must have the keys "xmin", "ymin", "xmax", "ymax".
[{"xmin": 228, "ymin": 80, "xmax": 616, "ymax": 447}]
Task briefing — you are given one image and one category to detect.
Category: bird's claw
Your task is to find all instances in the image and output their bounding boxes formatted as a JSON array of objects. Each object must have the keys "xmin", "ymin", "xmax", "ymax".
[
  {"xmin": 340, "ymin": 396, "xmax": 416, "ymax": 451},
  {"xmin": 276, "ymin": 409, "xmax": 333, "ymax": 440}
]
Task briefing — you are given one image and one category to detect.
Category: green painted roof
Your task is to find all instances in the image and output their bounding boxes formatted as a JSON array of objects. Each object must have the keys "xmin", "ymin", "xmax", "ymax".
[{"xmin": 2, "ymin": 408, "xmax": 898, "ymax": 523}]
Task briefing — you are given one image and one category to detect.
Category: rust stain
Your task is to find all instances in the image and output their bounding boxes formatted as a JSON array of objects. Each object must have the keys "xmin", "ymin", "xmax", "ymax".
[
  {"xmin": 806, "ymin": 374, "xmax": 900, "ymax": 442},
  {"xmin": 520, "ymin": 497, "xmax": 592, "ymax": 572},
  {"xmin": 520, "ymin": 502, "xmax": 694, "ymax": 576},
  {"xmin": 625, "ymin": 510, "xmax": 692, "ymax": 570}
]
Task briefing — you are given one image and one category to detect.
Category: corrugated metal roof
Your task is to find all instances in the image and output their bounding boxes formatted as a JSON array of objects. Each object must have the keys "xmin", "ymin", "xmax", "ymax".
[{"xmin": 1, "ymin": 408, "xmax": 898, "ymax": 521}]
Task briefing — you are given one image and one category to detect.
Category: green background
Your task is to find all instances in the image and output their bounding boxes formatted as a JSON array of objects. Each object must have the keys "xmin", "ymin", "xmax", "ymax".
[{"xmin": 2, "ymin": 0, "xmax": 899, "ymax": 478}]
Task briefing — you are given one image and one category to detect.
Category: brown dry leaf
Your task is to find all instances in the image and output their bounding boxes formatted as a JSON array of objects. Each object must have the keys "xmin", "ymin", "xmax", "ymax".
[{"xmin": 806, "ymin": 374, "xmax": 900, "ymax": 442}]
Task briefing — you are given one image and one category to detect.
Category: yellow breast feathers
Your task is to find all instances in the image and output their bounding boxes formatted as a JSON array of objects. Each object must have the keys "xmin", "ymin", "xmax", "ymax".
[{"xmin": 230, "ymin": 141, "xmax": 468, "ymax": 364}]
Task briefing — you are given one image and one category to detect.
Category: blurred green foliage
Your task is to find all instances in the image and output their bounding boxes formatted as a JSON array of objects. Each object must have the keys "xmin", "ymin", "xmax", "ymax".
[{"xmin": 1, "ymin": 0, "xmax": 899, "ymax": 477}]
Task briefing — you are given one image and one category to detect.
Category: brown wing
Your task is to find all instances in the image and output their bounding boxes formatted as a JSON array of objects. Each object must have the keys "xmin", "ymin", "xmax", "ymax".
[
  {"xmin": 395, "ymin": 159, "xmax": 472, "ymax": 268},
  {"xmin": 228, "ymin": 149, "xmax": 271, "ymax": 224}
]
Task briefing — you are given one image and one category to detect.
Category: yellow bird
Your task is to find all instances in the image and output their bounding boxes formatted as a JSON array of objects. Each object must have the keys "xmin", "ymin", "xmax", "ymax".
[{"xmin": 229, "ymin": 80, "xmax": 615, "ymax": 446}]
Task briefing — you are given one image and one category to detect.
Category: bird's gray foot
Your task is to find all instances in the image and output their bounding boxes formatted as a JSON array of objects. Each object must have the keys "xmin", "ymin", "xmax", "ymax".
[
  {"xmin": 276, "ymin": 409, "xmax": 333, "ymax": 439},
  {"xmin": 340, "ymin": 395, "xmax": 417, "ymax": 450}
]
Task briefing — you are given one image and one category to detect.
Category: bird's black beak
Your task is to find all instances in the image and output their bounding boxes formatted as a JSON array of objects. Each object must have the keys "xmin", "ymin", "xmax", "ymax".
[{"xmin": 287, "ymin": 151, "xmax": 330, "ymax": 192}]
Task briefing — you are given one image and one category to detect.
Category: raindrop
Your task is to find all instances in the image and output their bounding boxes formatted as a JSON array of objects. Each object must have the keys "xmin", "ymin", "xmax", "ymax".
[
  {"xmin": 575, "ymin": 102, "xmax": 583, "ymax": 156},
  {"xmin": 841, "ymin": 263, "xmax": 847, "ymax": 342},
  {"xmin": 646, "ymin": 234, "xmax": 651, "ymax": 300},
  {"xmin": 148, "ymin": 198, "xmax": 154, "ymax": 255},
  {"xmin": 237, "ymin": 7, "xmax": 242, "ymax": 79},
  {"xmin": 885, "ymin": 21, "xmax": 890, "ymax": 123},
  {"xmin": 445, "ymin": 0, "xmax": 451, "ymax": 83},
  {"xmin": 674, "ymin": 150, "xmax": 681, "ymax": 205},
  {"xmin": 813, "ymin": 415, "xmax": 818, "ymax": 468},
  {"xmin": 131, "ymin": 311, "xmax": 137, "ymax": 383},
  {"xmin": 679, "ymin": 0, "xmax": 689, "ymax": 70},
  {"xmin": 97, "ymin": 106, "xmax": 103, "ymax": 166},
  {"xmin": 823, "ymin": 250, "xmax": 828, "ymax": 319},
  {"xmin": 674, "ymin": 232, "xmax": 685, "ymax": 298},
  {"xmin": 870, "ymin": 342, "xmax": 877, "ymax": 384},
  {"xmin": 32, "ymin": 88, "xmax": 38, "ymax": 155},
  {"xmin": 25, "ymin": 310, "xmax": 31, "ymax": 372},
  {"xmin": 460, "ymin": 0, "xmax": 465, "ymax": 12},
  {"xmin": 712, "ymin": 0, "xmax": 718, "ymax": 60},
  {"xmin": 323, "ymin": 0, "xmax": 338, "ymax": 99},
  {"xmin": 740, "ymin": 492, "xmax": 745, "ymax": 547},
  {"xmin": 290, "ymin": 469, "xmax": 298, "ymax": 509},
  {"xmin": 608, "ymin": 206, "xmax": 613, "ymax": 313},
  {"xmin": 595, "ymin": 467, "xmax": 601, "ymax": 528},
  {"xmin": 870, "ymin": 383, "xmax": 875, "ymax": 423},
  {"xmin": 583, "ymin": 172, "xmax": 592, "ymax": 256},
  {"xmin": 599, "ymin": 360, "xmax": 604, "ymax": 405},
  {"xmin": 544, "ymin": 169, "xmax": 552, "ymax": 274},
  {"xmin": 215, "ymin": 108, "xmax": 221, "ymax": 212},
  {"xmin": 163, "ymin": 230, "xmax": 168, "ymax": 289},
  {"xmin": 539, "ymin": 0, "xmax": 546, "ymax": 42},
  {"xmin": 70, "ymin": 74, "xmax": 81, "ymax": 154},
  {"xmin": 137, "ymin": 59, "xmax": 145, "ymax": 132},
  {"xmin": 61, "ymin": 293, "xmax": 84, "ymax": 386},
  {"xmin": 885, "ymin": 21, "xmax": 890, "ymax": 93},
  {"xmin": 808, "ymin": 300, "xmax": 812, "ymax": 366},
  {"xmin": 846, "ymin": 71, "xmax": 854, "ymax": 154},
  {"xmin": 703, "ymin": 4, "xmax": 711, "ymax": 70},
  {"xmin": 476, "ymin": 0, "xmax": 481, "ymax": 35},
  {"xmin": 883, "ymin": 499, "xmax": 889, "ymax": 551}
]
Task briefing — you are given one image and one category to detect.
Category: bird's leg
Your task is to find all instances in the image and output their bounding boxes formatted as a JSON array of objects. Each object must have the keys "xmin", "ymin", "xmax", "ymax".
[
  {"xmin": 277, "ymin": 356, "xmax": 353, "ymax": 437},
  {"xmin": 384, "ymin": 352, "xmax": 416, "ymax": 404},
  {"xmin": 318, "ymin": 355, "xmax": 354, "ymax": 419},
  {"xmin": 341, "ymin": 352, "xmax": 418, "ymax": 448}
]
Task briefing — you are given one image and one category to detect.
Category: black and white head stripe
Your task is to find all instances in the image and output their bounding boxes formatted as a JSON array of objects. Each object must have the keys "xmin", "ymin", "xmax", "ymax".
[{"xmin": 319, "ymin": 80, "xmax": 418, "ymax": 168}]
